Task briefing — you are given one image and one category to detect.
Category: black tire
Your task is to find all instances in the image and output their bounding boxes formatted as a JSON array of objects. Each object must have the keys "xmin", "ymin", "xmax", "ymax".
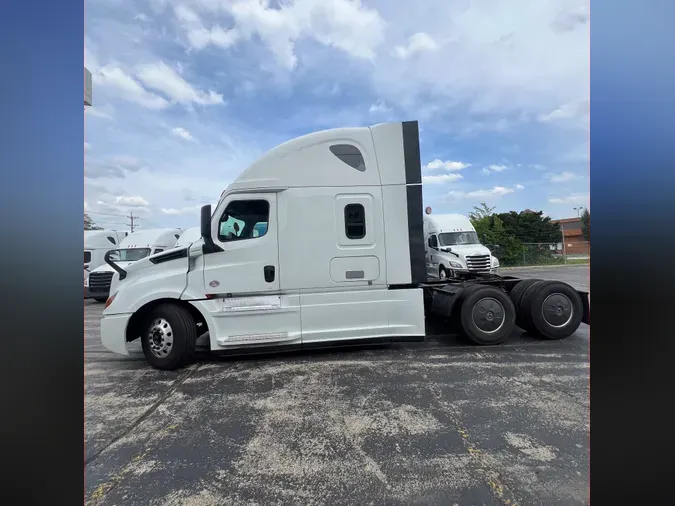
[
  {"xmin": 509, "ymin": 278, "xmax": 541, "ymax": 312},
  {"xmin": 93, "ymin": 297, "xmax": 108, "ymax": 303},
  {"xmin": 141, "ymin": 304, "xmax": 197, "ymax": 370},
  {"xmin": 516, "ymin": 280, "xmax": 547, "ymax": 332},
  {"xmin": 459, "ymin": 286, "xmax": 516, "ymax": 345},
  {"xmin": 520, "ymin": 281, "xmax": 583, "ymax": 339},
  {"xmin": 439, "ymin": 266, "xmax": 448, "ymax": 280}
]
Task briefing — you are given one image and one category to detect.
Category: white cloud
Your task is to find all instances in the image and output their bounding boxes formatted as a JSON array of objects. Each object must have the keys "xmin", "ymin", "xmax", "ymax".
[
  {"xmin": 174, "ymin": 0, "xmax": 386, "ymax": 70},
  {"xmin": 371, "ymin": 0, "xmax": 589, "ymax": 125},
  {"xmin": 369, "ymin": 99, "xmax": 391, "ymax": 114},
  {"xmin": 134, "ymin": 13, "xmax": 150, "ymax": 22},
  {"xmin": 393, "ymin": 32, "xmax": 439, "ymax": 59},
  {"xmin": 422, "ymin": 173, "xmax": 464, "ymax": 185},
  {"xmin": 85, "ymin": 104, "xmax": 115, "ymax": 120},
  {"xmin": 172, "ymin": 127, "xmax": 195, "ymax": 141},
  {"xmin": 161, "ymin": 205, "xmax": 203, "ymax": 216},
  {"xmin": 136, "ymin": 62, "xmax": 224, "ymax": 106},
  {"xmin": 174, "ymin": 5, "xmax": 241, "ymax": 51},
  {"xmin": 448, "ymin": 186, "xmax": 515, "ymax": 200},
  {"xmin": 515, "ymin": 184, "xmax": 525, "ymax": 190},
  {"xmin": 548, "ymin": 193, "xmax": 589, "ymax": 204},
  {"xmin": 539, "ymin": 99, "xmax": 590, "ymax": 125},
  {"xmin": 423, "ymin": 159, "xmax": 470, "ymax": 172},
  {"xmin": 482, "ymin": 164, "xmax": 508, "ymax": 174},
  {"xmin": 548, "ymin": 171, "xmax": 581, "ymax": 183},
  {"xmin": 114, "ymin": 195, "xmax": 150, "ymax": 207},
  {"xmin": 95, "ymin": 65, "xmax": 170, "ymax": 110}
]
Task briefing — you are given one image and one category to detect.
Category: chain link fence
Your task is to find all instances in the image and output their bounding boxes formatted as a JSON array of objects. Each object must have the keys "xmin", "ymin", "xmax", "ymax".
[{"xmin": 491, "ymin": 241, "xmax": 590, "ymax": 267}]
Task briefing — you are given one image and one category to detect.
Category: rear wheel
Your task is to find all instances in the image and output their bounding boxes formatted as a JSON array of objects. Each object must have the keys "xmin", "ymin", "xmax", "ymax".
[
  {"xmin": 520, "ymin": 281, "xmax": 583, "ymax": 339},
  {"xmin": 459, "ymin": 286, "xmax": 516, "ymax": 345},
  {"xmin": 93, "ymin": 297, "xmax": 107, "ymax": 303},
  {"xmin": 141, "ymin": 304, "xmax": 197, "ymax": 370},
  {"xmin": 515, "ymin": 280, "xmax": 547, "ymax": 332}
]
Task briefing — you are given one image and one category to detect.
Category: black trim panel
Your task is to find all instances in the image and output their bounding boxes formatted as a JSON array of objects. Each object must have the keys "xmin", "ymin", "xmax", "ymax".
[
  {"xmin": 402, "ymin": 121, "xmax": 422, "ymax": 184},
  {"xmin": 149, "ymin": 247, "xmax": 189, "ymax": 264},
  {"xmin": 402, "ymin": 120, "xmax": 426, "ymax": 285},
  {"xmin": 406, "ymin": 185, "xmax": 427, "ymax": 284}
]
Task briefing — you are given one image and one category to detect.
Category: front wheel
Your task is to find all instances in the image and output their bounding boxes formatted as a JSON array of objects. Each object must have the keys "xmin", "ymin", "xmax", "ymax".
[
  {"xmin": 93, "ymin": 297, "xmax": 107, "ymax": 303},
  {"xmin": 141, "ymin": 304, "xmax": 197, "ymax": 370},
  {"xmin": 439, "ymin": 266, "xmax": 448, "ymax": 280}
]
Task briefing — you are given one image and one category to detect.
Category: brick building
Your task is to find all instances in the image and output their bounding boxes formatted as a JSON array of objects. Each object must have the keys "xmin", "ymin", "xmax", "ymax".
[{"xmin": 551, "ymin": 217, "xmax": 589, "ymax": 256}]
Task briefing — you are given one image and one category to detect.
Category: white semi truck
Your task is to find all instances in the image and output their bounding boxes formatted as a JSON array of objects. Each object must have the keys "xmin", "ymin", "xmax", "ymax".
[
  {"xmin": 84, "ymin": 230, "xmax": 128, "ymax": 294},
  {"xmin": 86, "ymin": 228, "xmax": 182, "ymax": 302},
  {"xmin": 100, "ymin": 121, "xmax": 590, "ymax": 370},
  {"xmin": 423, "ymin": 212, "xmax": 500, "ymax": 279}
]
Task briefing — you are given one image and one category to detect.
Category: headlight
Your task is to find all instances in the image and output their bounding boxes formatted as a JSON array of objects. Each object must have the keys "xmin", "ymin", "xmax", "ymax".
[
  {"xmin": 449, "ymin": 261, "xmax": 463, "ymax": 269},
  {"xmin": 492, "ymin": 258, "xmax": 500, "ymax": 268}
]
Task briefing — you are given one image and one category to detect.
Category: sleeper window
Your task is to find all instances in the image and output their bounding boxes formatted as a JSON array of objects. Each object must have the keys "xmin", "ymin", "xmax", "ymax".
[
  {"xmin": 330, "ymin": 144, "xmax": 366, "ymax": 172},
  {"xmin": 218, "ymin": 200, "xmax": 270, "ymax": 242},
  {"xmin": 344, "ymin": 203, "xmax": 366, "ymax": 239},
  {"xmin": 84, "ymin": 251, "xmax": 91, "ymax": 263}
]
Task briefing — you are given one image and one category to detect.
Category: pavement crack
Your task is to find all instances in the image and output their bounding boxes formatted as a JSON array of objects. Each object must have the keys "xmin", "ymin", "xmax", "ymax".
[{"xmin": 85, "ymin": 363, "xmax": 201, "ymax": 467}]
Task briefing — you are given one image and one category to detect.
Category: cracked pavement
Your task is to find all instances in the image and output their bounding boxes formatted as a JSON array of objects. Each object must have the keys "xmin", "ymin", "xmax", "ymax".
[{"xmin": 85, "ymin": 266, "xmax": 589, "ymax": 506}]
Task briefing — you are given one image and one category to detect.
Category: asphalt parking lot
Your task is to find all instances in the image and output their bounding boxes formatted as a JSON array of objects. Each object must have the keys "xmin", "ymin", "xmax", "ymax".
[{"xmin": 85, "ymin": 265, "xmax": 589, "ymax": 506}]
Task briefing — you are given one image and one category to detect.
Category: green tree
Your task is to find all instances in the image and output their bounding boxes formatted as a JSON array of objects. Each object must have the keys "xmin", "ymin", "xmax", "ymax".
[
  {"xmin": 496, "ymin": 210, "xmax": 562, "ymax": 243},
  {"xmin": 580, "ymin": 208, "xmax": 590, "ymax": 242},
  {"xmin": 469, "ymin": 202, "xmax": 496, "ymax": 221},
  {"xmin": 469, "ymin": 205, "xmax": 524, "ymax": 266},
  {"xmin": 84, "ymin": 213, "xmax": 103, "ymax": 230}
]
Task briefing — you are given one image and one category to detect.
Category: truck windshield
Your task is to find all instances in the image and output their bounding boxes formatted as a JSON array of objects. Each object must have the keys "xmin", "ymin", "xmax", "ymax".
[
  {"xmin": 114, "ymin": 248, "xmax": 152, "ymax": 262},
  {"xmin": 439, "ymin": 231, "xmax": 480, "ymax": 246}
]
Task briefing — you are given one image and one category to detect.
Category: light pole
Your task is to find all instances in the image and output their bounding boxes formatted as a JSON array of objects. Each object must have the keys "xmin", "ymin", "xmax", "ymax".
[{"xmin": 573, "ymin": 207, "xmax": 581, "ymax": 218}]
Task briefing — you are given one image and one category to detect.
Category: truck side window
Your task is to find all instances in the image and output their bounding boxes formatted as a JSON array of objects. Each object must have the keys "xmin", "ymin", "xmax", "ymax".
[
  {"xmin": 218, "ymin": 199, "xmax": 270, "ymax": 242},
  {"xmin": 344, "ymin": 203, "xmax": 366, "ymax": 239},
  {"xmin": 430, "ymin": 235, "xmax": 438, "ymax": 248},
  {"xmin": 330, "ymin": 144, "xmax": 366, "ymax": 172}
]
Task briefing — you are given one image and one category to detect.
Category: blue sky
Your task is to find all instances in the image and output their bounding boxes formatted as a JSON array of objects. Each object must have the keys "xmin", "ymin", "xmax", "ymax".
[{"xmin": 84, "ymin": 0, "xmax": 589, "ymax": 230}]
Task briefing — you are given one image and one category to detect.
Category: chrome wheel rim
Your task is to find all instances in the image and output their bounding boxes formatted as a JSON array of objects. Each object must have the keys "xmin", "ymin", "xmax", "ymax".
[{"xmin": 147, "ymin": 317, "xmax": 174, "ymax": 358}]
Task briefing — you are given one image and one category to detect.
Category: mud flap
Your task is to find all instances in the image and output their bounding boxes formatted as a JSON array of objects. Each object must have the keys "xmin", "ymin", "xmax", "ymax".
[{"xmin": 578, "ymin": 290, "xmax": 590, "ymax": 325}]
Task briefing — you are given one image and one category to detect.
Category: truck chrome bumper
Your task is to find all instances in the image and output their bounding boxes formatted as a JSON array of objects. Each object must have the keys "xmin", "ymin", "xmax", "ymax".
[{"xmin": 100, "ymin": 313, "xmax": 132, "ymax": 355}]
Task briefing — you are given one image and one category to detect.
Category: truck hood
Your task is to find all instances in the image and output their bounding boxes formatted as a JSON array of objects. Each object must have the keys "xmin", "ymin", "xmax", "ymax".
[
  {"xmin": 441, "ymin": 244, "xmax": 491, "ymax": 257},
  {"xmin": 90, "ymin": 261, "xmax": 137, "ymax": 274},
  {"xmin": 108, "ymin": 246, "xmax": 195, "ymax": 297}
]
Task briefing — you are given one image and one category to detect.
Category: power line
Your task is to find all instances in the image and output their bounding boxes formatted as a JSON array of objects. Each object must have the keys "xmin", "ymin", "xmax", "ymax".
[{"xmin": 86, "ymin": 210, "xmax": 128, "ymax": 218}]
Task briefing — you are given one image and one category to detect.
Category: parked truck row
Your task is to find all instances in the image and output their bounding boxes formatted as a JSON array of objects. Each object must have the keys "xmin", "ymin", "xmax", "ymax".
[{"xmin": 97, "ymin": 120, "xmax": 589, "ymax": 370}]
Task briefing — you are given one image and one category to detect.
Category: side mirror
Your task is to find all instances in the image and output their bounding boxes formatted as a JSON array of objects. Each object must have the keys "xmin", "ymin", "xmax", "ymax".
[{"xmin": 201, "ymin": 205, "xmax": 223, "ymax": 254}]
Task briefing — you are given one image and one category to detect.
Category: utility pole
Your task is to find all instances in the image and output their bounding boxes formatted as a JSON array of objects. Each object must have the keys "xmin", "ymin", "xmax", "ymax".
[{"xmin": 127, "ymin": 212, "xmax": 135, "ymax": 233}]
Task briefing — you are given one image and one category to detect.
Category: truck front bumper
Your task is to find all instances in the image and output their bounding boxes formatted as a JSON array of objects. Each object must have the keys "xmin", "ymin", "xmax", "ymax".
[{"xmin": 100, "ymin": 313, "xmax": 133, "ymax": 355}]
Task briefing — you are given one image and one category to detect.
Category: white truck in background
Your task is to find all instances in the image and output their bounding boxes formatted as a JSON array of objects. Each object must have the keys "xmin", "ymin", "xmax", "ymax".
[
  {"xmin": 99, "ymin": 120, "xmax": 589, "ymax": 370},
  {"xmin": 84, "ymin": 230, "xmax": 128, "ymax": 284},
  {"xmin": 174, "ymin": 227, "xmax": 201, "ymax": 248},
  {"xmin": 85, "ymin": 228, "xmax": 182, "ymax": 302},
  {"xmin": 423, "ymin": 212, "xmax": 500, "ymax": 279}
]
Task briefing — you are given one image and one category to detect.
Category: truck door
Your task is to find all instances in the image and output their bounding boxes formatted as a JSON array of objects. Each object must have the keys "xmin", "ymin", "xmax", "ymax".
[{"xmin": 203, "ymin": 193, "xmax": 280, "ymax": 295}]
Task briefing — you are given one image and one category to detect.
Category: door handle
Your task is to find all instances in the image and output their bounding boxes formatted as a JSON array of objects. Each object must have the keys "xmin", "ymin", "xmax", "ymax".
[{"xmin": 264, "ymin": 265, "xmax": 275, "ymax": 283}]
